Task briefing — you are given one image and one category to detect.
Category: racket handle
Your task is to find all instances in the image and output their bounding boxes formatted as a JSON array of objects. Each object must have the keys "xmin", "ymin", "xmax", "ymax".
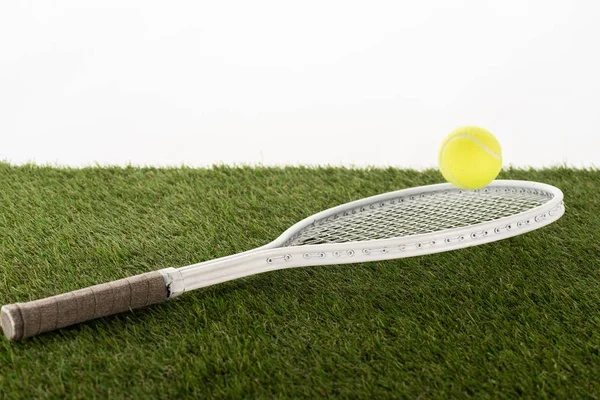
[{"xmin": 1, "ymin": 271, "xmax": 168, "ymax": 341}]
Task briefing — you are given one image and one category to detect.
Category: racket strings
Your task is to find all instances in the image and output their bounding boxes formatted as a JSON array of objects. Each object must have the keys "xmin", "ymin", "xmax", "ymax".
[{"xmin": 286, "ymin": 188, "xmax": 553, "ymax": 245}]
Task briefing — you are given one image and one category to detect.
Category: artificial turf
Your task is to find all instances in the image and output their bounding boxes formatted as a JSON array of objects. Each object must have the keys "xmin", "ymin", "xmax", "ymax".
[{"xmin": 0, "ymin": 163, "xmax": 598, "ymax": 399}]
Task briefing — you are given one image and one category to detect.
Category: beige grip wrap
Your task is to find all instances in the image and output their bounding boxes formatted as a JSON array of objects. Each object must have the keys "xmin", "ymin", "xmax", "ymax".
[{"xmin": 1, "ymin": 271, "xmax": 168, "ymax": 341}]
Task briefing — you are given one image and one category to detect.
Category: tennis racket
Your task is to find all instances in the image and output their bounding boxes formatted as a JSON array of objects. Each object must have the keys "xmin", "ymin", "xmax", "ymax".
[{"xmin": 1, "ymin": 180, "xmax": 564, "ymax": 341}]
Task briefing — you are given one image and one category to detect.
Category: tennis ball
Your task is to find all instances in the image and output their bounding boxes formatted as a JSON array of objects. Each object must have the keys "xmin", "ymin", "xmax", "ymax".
[{"xmin": 438, "ymin": 126, "xmax": 502, "ymax": 190}]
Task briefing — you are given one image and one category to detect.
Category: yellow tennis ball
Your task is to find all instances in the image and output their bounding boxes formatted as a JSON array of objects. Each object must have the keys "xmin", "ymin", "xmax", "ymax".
[{"xmin": 438, "ymin": 126, "xmax": 502, "ymax": 190}]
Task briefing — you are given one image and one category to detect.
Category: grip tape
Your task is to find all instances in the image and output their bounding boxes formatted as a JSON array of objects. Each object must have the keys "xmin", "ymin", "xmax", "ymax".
[{"xmin": 1, "ymin": 271, "xmax": 167, "ymax": 341}]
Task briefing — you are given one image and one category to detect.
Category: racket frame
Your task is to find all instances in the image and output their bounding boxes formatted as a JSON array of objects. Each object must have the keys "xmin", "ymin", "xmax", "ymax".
[{"xmin": 162, "ymin": 180, "xmax": 564, "ymax": 297}]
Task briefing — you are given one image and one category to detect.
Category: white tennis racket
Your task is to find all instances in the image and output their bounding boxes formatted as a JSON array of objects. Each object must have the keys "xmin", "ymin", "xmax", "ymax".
[{"xmin": 1, "ymin": 180, "xmax": 564, "ymax": 340}]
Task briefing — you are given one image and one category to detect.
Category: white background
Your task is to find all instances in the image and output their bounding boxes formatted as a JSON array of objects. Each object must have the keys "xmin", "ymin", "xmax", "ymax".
[{"xmin": 1, "ymin": 1, "xmax": 598, "ymax": 168}]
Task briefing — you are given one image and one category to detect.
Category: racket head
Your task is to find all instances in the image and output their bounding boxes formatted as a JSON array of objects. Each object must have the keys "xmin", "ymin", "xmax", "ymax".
[{"xmin": 270, "ymin": 180, "xmax": 564, "ymax": 261}]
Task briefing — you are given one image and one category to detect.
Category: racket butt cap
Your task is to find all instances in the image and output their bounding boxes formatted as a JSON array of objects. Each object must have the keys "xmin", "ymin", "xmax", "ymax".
[{"xmin": 1, "ymin": 304, "xmax": 23, "ymax": 341}]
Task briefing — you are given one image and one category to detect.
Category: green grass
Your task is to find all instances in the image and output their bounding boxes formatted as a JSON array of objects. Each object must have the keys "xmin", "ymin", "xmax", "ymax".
[{"xmin": 0, "ymin": 163, "xmax": 598, "ymax": 399}]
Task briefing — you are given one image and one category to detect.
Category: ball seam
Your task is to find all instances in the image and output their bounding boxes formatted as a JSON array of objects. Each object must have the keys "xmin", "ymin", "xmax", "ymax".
[{"xmin": 442, "ymin": 133, "xmax": 501, "ymax": 159}]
